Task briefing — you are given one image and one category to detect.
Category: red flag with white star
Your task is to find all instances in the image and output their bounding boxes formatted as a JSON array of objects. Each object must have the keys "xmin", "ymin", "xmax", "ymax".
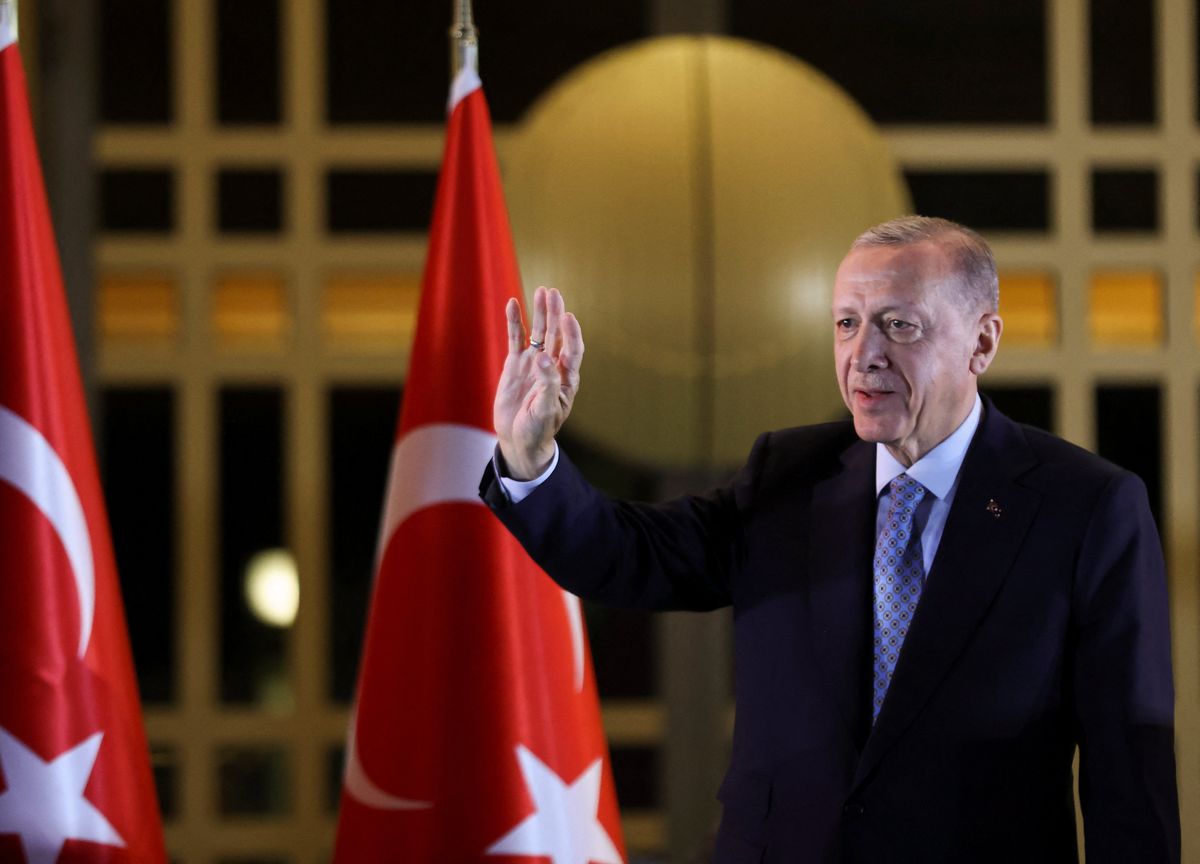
[
  {"xmin": 331, "ymin": 60, "xmax": 626, "ymax": 863},
  {"xmin": 0, "ymin": 13, "xmax": 167, "ymax": 864}
]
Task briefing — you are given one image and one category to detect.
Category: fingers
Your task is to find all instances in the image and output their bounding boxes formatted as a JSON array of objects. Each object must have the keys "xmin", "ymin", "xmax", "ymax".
[
  {"xmin": 558, "ymin": 312, "xmax": 585, "ymax": 378},
  {"xmin": 528, "ymin": 285, "xmax": 548, "ymax": 349},
  {"xmin": 544, "ymin": 288, "xmax": 566, "ymax": 358},
  {"xmin": 505, "ymin": 297, "xmax": 524, "ymax": 356}
]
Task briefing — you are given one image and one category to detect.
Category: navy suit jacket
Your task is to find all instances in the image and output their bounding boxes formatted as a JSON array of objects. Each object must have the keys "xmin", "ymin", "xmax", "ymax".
[{"xmin": 480, "ymin": 401, "xmax": 1179, "ymax": 863}]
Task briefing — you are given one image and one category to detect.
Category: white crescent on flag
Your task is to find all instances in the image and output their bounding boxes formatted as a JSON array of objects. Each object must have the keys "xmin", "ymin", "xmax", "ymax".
[
  {"xmin": 0, "ymin": 2, "xmax": 16, "ymax": 53},
  {"xmin": 347, "ymin": 421, "xmax": 589, "ymax": 809},
  {"xmin": 0, "ymin": 405, "xmax": 95, "ymax": 659}
]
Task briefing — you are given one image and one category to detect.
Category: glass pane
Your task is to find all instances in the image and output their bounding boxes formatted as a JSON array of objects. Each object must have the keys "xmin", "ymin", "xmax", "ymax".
[
  {"xmin": 730, "ymin": 0, "xmax": 1047, "ymax": 124},
  {"xmin": 99, "ymin": 169, "xmax": 175, "ymax": 233},
  {"xmin": 328, "ymin": 387, "xmax": 400, "ymax": 702},
  {"xmin": 609, "ymin": 744, "xmax": 660, "ymax": 809},
  {"xmin": 997, "ymin": 271, "xmax": 1056, "ymax": 345},
  {"xmin": 150, "ymin": 743, "xmax": 180, "ymax": 820},
  {"xmin": 99, "ymin": 0, "xmax": 171, "ymax": 123},
  {"xmin": 905, "ymin": 171, "xmax": 1050, "ymax": 232},
  {"xmin": 1096, "ymin": 385, "xmax": 1162, "ymax": 529},
  {"xmin": 216, "ymin": 0, "xmax": 281, "ymax": 125},
  {"xmin": 981, "ymin": 385, "xmax": 1054, "ymax": 432},
  {"xmin": 1091, "ymin": 169, "xmax": 1159, "ymax": 232},
  {"xmin": 217, "ymin": 169, "xmax": 284, "ymax": 233},
  {"xmin": 326, "ymin": 745, "xmax": 345, "ymax": 814},
  {"xmin": 101, "ymin": 387, "xmax": 176, "ymax": 703},
  {"xmin": 325, "ymin": 170, "xmax": 438, "ymax": 233},
  {"xmin": 322, "ymin": 273, "xmax": 419, "ymax": 350},
  {"xmin": 1090, "ymin": 0, "xmax": 1156, "ymax": 124},
  {"xmin": 99, "ymin": 273, "xmax": 178, "ymax": 343},
  {"xmin": 473, "ymin": 0, "xmax": 649, "ymax": 124},
  {"xmin": 1194, "ymin": 273, "xmax": 1200, "ymax": 342},
  {"xmin": 219, "ymin": 388, "xmax": 292, "ymax": 707},
  {"xmin": 217, "ymin": 746, "xmax": 291, "ymax": 816},
  {"xmin": 1089, "ymin": 271, "xmax": 1163, "ymax": 346},
  {"xmin": 213, "ymin": 274, "xmax": 290, "ymax": 347},
  {"xmin": 326, "ymin": 0, "xmax": 646, "ymax": 124}
]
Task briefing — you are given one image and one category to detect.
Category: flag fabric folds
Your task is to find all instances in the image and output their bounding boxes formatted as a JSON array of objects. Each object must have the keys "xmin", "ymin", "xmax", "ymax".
[
  {"xmin": 333, "ymin": 65, "xmax": 626, "ymax": 863},
  {"xmin": 0, "ymin": 27, "xmax": 167, "ymax": 864}
]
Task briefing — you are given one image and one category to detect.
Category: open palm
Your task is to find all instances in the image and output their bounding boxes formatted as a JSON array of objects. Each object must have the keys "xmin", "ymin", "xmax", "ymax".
[{"xmin": 493, "ymin": 286, "xmax": 584, "ymax": 480}]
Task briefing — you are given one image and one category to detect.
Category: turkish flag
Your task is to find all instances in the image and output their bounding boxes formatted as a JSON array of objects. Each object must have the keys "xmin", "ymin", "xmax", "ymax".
[
  {"xmin": 332, "ymin": 67, "xmax": 627, "ymax": 863},
  {"xmin": 0, "ymin": 28, "xmax": 168, "ymax": 864}
]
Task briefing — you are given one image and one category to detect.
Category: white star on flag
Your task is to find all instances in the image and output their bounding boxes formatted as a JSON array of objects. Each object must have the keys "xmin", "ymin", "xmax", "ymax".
[
  {"xmin": 487, "ymin": 745, "xmax": 622, "ymax": 864},
  {"xmin": 0, "ymin": 727, "xmax": 125, "ymax": 864}
]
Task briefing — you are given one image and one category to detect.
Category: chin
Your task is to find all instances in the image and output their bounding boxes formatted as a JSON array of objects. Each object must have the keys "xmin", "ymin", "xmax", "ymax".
[{"xmin": 852, "ymin": 415, "xmax": 903, "ymax": 446}]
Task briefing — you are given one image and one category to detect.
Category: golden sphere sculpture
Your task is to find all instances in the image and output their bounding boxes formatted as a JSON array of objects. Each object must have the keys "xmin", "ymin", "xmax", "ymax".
[{"xmin": 505, "ymin": 36, "xmax": 910, "ymax": 471}]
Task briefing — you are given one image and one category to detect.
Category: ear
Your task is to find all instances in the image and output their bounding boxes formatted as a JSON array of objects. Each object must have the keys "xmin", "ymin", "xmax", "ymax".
[{"xmin": 969, "ymin": 312, "xmax": 1002, "ymax": 375}]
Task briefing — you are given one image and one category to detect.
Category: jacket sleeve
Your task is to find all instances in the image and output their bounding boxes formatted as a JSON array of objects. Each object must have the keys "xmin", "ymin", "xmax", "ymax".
[
  {"xmin": 1072, "ymin": 471, "xmax": 1180, "ymax": 863},
  {"xmin": 479, "ymin": 438, "xmax": 766, "ymax": 612}
]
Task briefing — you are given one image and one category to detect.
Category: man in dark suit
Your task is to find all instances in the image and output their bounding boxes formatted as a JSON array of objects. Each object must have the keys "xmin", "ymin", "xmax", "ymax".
[{"xmin": 480, "ymin": 217, "xmax": 1179, "ymax": 862}]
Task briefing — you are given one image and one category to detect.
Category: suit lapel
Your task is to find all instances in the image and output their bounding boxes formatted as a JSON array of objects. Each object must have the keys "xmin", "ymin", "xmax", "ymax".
[
  {"xmin": 806, "ymin": 439, "xmax": 876, "ymax": 749},
  {"xmin": 852, "ymin": 404, "xmax": 1043, "ymax": 790}
]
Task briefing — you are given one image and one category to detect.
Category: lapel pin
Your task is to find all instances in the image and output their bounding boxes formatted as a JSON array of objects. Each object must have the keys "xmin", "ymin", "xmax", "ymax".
[{"xmin": 985, "ymin": 498, "xmax": 1003, "ymax": 519}]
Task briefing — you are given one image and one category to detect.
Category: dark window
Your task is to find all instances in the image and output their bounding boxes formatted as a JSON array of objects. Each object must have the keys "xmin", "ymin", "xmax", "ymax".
[
  {"xmin": 217, "ymin": 0, "xmax": 282, "ymax": 124},
  {"xmin": 149, "ymin": 744, "xmax": 179, "ymax": 820},
  {"xmin": 730, "ymin": 0, "xmax": 1047, "ymax": 124},
  {"xmin": 326, "ymin": 0, "xmax": 445, "ymax": 123},
  {"xmin": 610, "ymin": 745, "xmax": 661, "ymax": 809},
  {"xmin": 101, "ymin": 387, "xmax": 176, "ymax": 704},
  {"xmin": 473, "ymin": 1, "xmax": 649, "ymax": 123},
  {"xmin": 99, "ymin": 0, "xmax": 172, "ymax": 123},
  {"xmin": 325, "ymin": 0, "xmax": 648, "ymax": 124},
  {"xmin": 1096, "ymin": 385, "xmax": 1162, "ymax": 529},
  {"xmin": 328, "ymin": 387, "xmax": 401, "ymax": 702},
  {"xmin": 905, "ymin": 170, "xmax": 1051, "ymax": 232},
  {"xmin": 219, "ymin": 387, "xmax": 288, "ymax": 705},
  {"xmin": 217, "ymin": 747, "xmax": 291, "ymax": 815},
  {"xmin": 325, "ymin": 746, "xmax": 345, "ymax": 814},
  {"xmin": 1092, "ymin": 169, "xmax": 1158, "ymax": 232},
  {"xmin": 982, "ymin": 386, "xmax": 1055, "ymax": 433},
  {"xmin": 99, "ymin": 169, "xmax": 174, "ymax": 233},
  {"xmin": 218, "ymin": 168, "xmax": 284, "ymax": 233},
  {"xmin": 1091, "ymin": 0, "xmax": 1156, "ymax": 124},
  {"xmin": 326, "ymin": 170, "xmax": 438, "ymax": 233}
]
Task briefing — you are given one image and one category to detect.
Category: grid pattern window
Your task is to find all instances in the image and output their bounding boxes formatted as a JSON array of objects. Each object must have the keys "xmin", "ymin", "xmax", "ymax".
[{"xmin": 92, "ymin": 0, "xmax": 1200, "ymax": 861}]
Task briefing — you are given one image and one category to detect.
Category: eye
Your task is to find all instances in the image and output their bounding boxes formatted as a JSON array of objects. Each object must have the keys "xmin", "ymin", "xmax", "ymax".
[
  {"xmin": 884, "ymin": 318, "xmax": 921, "ymax": 341},
  {"xmin": 835, "ymin": 317, "xmax": 857, "ymax": 331}
]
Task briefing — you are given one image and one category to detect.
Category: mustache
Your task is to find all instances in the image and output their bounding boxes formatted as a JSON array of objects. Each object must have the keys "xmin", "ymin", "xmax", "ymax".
[{"xmin": 852, "ymin": 376, "xmax": 898, "ymax": 392}]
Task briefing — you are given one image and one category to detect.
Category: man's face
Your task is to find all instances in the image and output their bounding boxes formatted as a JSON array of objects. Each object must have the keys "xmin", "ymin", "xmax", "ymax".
[{"xmin": 831, "ymin": 240, "xmax": 1000, "ymax": 466}]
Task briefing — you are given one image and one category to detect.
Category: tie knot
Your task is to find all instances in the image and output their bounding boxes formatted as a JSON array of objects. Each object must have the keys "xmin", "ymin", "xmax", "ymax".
[{"xmin": 888, "ymin": 473, "xmax": 927, "ymax": 511}]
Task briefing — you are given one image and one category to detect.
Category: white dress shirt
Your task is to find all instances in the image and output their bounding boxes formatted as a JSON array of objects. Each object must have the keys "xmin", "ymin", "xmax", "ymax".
[{"xmin": 874, "ymin": 394, "xmax": 982, "ymax": 574}]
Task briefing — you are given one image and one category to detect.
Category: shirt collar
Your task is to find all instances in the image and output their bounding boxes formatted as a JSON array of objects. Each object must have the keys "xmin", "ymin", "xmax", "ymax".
[{"xmin": 875, "ymin": 394, "xmax": 983, "ymax": 500}]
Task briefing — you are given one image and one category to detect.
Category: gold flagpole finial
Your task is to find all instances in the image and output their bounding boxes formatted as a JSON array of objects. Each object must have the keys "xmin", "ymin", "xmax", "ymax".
[{"xmin": 449, "ymin": 0, "xmax": 478, "ymax": 78}]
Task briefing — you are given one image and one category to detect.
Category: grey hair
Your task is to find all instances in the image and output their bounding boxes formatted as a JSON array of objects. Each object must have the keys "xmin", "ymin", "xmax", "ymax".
[{"xmin": 851, "ymin": 215, "xmax": 999, "ymax": 312}]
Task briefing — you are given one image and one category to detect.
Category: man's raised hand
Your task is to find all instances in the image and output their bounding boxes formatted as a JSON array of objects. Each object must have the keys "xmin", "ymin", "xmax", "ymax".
[{"xmin": 493, "ymin": 286, "xmax": 584, "ymax": 480}]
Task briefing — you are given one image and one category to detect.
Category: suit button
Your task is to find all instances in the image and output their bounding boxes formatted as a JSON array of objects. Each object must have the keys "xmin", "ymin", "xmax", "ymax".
[{"xmin": 844, "ymin": 802, "xmax": 865, "ymax": 817}]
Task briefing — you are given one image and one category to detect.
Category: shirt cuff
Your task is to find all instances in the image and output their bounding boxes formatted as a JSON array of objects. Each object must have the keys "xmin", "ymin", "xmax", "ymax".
[{"xmin": 495, "ymin": 442, "xmax": 560, "ymax": 504}]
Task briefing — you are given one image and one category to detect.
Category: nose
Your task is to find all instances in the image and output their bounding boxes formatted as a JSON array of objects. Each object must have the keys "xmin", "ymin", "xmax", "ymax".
[{"xmin": 851, "ymin": 326, "xmax": 889, "ymax": 373}]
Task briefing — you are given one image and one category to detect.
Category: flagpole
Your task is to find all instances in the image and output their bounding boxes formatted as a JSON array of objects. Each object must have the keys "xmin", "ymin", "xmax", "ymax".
[{"xmin": 449, "ymin": 0, "xmax": 478, "ymax": 76}]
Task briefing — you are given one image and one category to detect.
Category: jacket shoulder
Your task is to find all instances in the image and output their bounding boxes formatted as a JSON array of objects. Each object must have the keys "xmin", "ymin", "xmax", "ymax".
[{"xmin": 741, "ymin": 419, "xmax": 863, "ymax": 491}]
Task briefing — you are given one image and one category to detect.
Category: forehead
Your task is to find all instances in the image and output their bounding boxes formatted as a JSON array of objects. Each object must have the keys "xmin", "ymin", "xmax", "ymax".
[{"xmin": 832, "ymin": 241, "xmax": 955, "ymax": 311}]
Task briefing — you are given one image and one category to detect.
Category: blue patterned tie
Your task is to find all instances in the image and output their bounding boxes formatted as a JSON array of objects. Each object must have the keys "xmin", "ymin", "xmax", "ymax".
[{"xmin": 872, "ymin": 473, "xmax": 928, "ymax": 722}]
